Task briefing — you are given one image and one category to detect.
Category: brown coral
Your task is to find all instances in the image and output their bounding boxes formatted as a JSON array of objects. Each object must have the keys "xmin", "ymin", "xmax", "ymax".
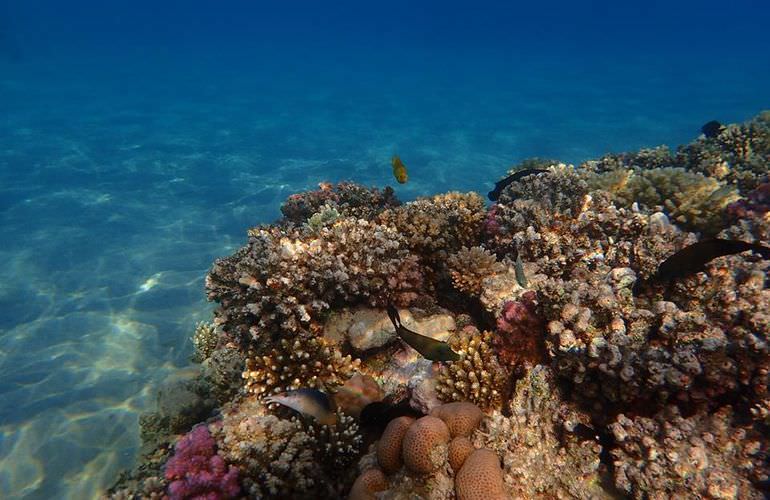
[
  {"xmin": 447, "ymin": 246, "xmax": 506, "ymax": 296},
  {"xmin": 376, "ymin": 416, "xmax": 415, "ymax": 474},
  {"xmin": 448, "ymin": 437, "xmax": 475, "ymax": 472},
  {"xmin": 280, "ymin": 181, "xmax": 400, "ymax": 223},
  {"xmin": 429, "ymin": 401, "xmax": 484, "ymax": 438},
  {"xmin": 242, "ymin": 337, "xmax": 360, "ymax": 396},
  {"xmin": 455, "ymin": 449, "xmax": 508, "ymax": 500},
  {"xmin": 436, "ymin": 328, "xmax": 509, "ymax": 411},
  {"xmin": 348, "ymin": 468, "xmax": 388, "ymax": 500},
  {"xmin": 400, "ymin": 416, "xmax": 451, "ymax": 475}
]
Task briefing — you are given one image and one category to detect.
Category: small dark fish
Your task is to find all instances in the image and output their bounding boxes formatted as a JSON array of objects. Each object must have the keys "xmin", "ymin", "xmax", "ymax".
[
  {"xmin": 655, "ymin": 239, "xmax": 770, "ymax": 282},
  {"xmin": 392, "ymin": 155, "xmax": 408, "ymax": 184},
  {"xmin": 264, "ymin": 388, "xmax": 336, "ymax": 425},
  {"xmin": 488, "ymin": 168, "xmax": 548, "ymax": 201},
  {"xmin": 701, "ymin": 120, "xmax": 725, "ymax": 139},
  {"xmin": 386, "ymin": 304, "xmax": 460, "ymax": 361}
]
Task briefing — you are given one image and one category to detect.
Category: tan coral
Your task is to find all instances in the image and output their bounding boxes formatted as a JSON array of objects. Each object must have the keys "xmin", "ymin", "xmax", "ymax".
[
  {"xmin": 401, "ymin": 415, "xmax": 451, "ymax": 475},
  {"xmin": 376, "ymin": 416, "xmax": 415, "ymax": 473},
  {"xmin": 348, "ymin": 468, "xmax": 388, "ymax": 500},
  {"xmin": 448, "ymin": 437, "xmax": 475, "ymax": 472},
  {"xmin": 447, "ymin": 246, "xmax": 506, "ymax": 296},
  {"xmin": 429, "ymin": 401, "xmax": 484, "ymax": 438},
  {"xmin": 455, "ymin": 449, "xmax": 508, "ymax": 500}
]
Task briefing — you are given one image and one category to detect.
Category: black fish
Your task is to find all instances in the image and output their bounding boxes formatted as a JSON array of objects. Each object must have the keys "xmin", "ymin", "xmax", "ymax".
[
  {"xmin": 701, "ymin": 120, "xmax": 725, "ymax": 139},
  {"xmin": 488, "ymin": 168, "xmax": 548, "ymax": 201},
  {"xmin": 386, "ymin": 304, "xmax": 460, "ymax": 361},
  {"xmin": 655, "ymin": 239, "xmax": 770, "ymax": 282}
]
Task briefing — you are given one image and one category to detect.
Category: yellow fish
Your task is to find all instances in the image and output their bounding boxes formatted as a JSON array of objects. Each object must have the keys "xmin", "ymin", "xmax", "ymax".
[{"xmin": 392, "ymin": 155, "xmax": 408, "ymax": 184}]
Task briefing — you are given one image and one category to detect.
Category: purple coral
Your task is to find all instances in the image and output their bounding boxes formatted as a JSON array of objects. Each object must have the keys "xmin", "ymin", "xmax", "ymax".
[
  {"xmin": 165, "ymin": 425, "xmax": 240, "ymax": 500},
  {"xmin": 494, "ymin": 291, "xmax": 545, "ymax": 368},
  {"xmin": 727, "ymin": 182, "xmax": 770, "ymax": 220}
]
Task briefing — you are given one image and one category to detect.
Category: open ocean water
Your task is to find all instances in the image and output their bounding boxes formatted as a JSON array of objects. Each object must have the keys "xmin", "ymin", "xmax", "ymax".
[{"xmin": 0, "ymin": 1, "xmax": 769, "ymax": 498}]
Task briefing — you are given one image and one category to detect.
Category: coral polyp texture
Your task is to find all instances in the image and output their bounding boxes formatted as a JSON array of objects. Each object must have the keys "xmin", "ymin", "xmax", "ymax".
[{"xmin": 108, "ymin": 112, "xmax": 770, "ymax": 499}]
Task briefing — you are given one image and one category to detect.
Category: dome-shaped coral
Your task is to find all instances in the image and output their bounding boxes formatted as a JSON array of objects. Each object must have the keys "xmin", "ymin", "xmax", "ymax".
[
  {"xmin": 348, "ymin": 467, "xmax": 388, "ymax": 500},
  {"xmin": 429, "ymin": 401, "xmax": 484, "ymax": 438},
  {"xmin": 455, "ymin": 449, "xmax": 508, "ymax": 500},
  {"xmin": 448, "ymin": 436, "xmax": 475, "ymax": 472},
  {"xmin": 401, "ymin": 416, "xmax": 451, "ymax": 475},
  {"xmin": 376, "ymin": 416, "xmax": 415, "ymax": 474}
]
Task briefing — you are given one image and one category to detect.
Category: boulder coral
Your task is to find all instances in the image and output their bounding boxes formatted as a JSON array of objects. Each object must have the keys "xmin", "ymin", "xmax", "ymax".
[{"xmin": 455, "ymin": 449, "xmax": 509, "ymax": 500}]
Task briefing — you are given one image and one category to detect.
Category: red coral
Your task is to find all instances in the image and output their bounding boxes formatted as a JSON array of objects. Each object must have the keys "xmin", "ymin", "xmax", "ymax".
[
  {"xmin": 494, "ymin": 291, "xmax": 546, "ymax": 369},
  {"xmin": 165, "ymin": 425, "xmax": 240, "ymax": 500}
]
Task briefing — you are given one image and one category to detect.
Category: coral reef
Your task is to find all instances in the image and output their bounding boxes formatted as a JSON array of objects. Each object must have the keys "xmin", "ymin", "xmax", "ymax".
[
  {"xmin": 611, "ymin": 405, "xmax": 769, "ymax": 499},
  {"xmin": 109, "ymin": 111, "xmax": 770, "ymax": 500},
  {"xmin": 164, "ymin": 425, "xmax": 240, "ymax": 500}
]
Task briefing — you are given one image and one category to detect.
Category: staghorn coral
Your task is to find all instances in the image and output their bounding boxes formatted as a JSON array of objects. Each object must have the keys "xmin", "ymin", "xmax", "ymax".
[
  {"xmin": 675, "ymin": 111, "xmax": 770, "ymax": 192},
  {"xmin": 376, "ymin": 191, "xmax": 487, "ymax": 266},
  {"xmin": 280, "ymin": 181, "xmax": 400, "ymax": 223},
  {"xmin": 473, "ymin": 365, "xmax": 608, "ymax": 499},
  {"xmin": 243, "ymin": 336, "xmax": 360, "ymax": 396},
  {"xmin": 164, "ymin": 425, "xmax": 240, "ymax": 500},
  {"xmin": 446, "ymin": 246, "xmax": 506, "ymax": 296},
  {"xmin": 191, "ymin": 321, "xmax": 219, "ymax": 362},
  {"xmin": 206, "ymin": 217, "xmax": 425, "ymax": 344},
  {"xmin": 436, "ymin": 327, "xmax": 509, "ymax": 411},
  {"xmin": 610, "ymin": 405, "xmax": 769, "ymax": 499}
]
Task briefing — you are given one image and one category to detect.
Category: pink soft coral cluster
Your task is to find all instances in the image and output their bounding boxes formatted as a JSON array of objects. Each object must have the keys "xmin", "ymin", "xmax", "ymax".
[
  {"xmin": 494, "ymin": 291, "xmax": 545, "ymax": 369},
  {"xmin": 484, "ymin": 203, "xmax": 501, "ymax": 236},
  {"xmin": 165, "ymin": 425, "xmax": 240, "ymax": 500}
]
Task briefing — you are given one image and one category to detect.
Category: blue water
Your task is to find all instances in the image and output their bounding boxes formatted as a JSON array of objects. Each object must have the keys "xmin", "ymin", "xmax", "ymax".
[{"xmin": 1, "ymin": 1, "xmax": 769, "ymax": 498}]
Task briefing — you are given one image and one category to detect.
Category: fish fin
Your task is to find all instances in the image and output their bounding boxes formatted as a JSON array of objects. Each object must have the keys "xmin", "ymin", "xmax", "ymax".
[{"xmin": 386, "ymin": 303, "xmax": 401, "ymax": 329}]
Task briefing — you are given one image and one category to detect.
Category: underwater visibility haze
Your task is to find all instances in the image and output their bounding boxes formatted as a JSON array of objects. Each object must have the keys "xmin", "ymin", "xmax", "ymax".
[{"xmin": 1, "ymin": 0, "xmax": 770, "ymax": 498}]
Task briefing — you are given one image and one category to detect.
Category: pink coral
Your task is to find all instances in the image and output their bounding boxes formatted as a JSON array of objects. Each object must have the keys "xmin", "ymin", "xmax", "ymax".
[
  {"xmin": 494, "ymin": 291, "xmax": 545, "ymax": 369},
  {"xmin": 165, "ymin": 425, "xmax": 240, "ymax": 500},
  {"xmin": 727, "ymin": 182, "xmax": 770, "ymax": 220},
  {"xmin": 484, "ymin": 204, "xmax": 502, "ymax": 236}
]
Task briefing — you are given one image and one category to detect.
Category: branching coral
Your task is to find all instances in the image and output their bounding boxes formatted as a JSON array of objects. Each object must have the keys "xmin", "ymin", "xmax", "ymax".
[
  {"xmin": 580, "ymin": 146, "xmax": 674, "ymax": 173},
  {"xmin": 611, "ymin": 405, "xmax": 769, "ymax": 499},
  {"xmin": 593, "ymin": 167, "xmax": 739, "ymax": 233},
  {"xmin": 206, "ymin": 217, "xmax": 425, "ymax": 344},
  {"xmin": 191, "ymin": 321, "xmax": 218, "ymax": 362},
  {"xmin": 376, "ymin": 192, "xmax": 487, "ymax": 265},
  {"xmin": 280, "ymin": 181, "xmax": 400, "ymax": 223},
  {"xmin": 436, "ymin": 327, "xmax": 509, "ymax": 410},
  {"xmin": 243, "ymin": 336, "xmax": 360, "ymax": 396},
  {"xmin": 447, "ymin": 246, "xmax": 506, "ymax": 296},
  {"xmin": 675, "ymin": 111, "xmax": 770, "ymax": 192}
]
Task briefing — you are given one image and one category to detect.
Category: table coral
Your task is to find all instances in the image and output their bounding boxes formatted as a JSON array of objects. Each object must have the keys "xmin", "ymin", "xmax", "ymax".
[{"xmin": 164, "ymin": 425, "xmax": 240, "ymax": 500}]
